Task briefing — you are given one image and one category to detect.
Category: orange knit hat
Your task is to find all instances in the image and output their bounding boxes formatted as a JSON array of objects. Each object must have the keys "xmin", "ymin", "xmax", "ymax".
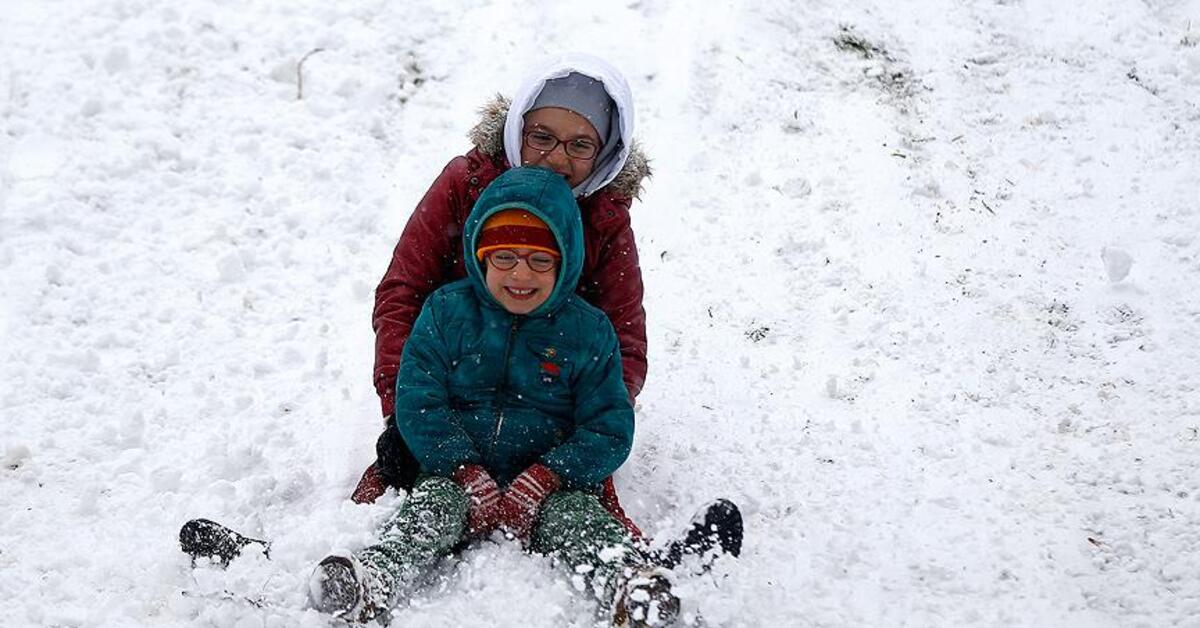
[{"xmin": 475, "ymin": 209, "xmax": 560, "ymax": 261}]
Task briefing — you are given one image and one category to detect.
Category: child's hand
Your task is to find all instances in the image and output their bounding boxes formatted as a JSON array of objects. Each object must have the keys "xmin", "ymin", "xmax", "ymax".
[
  {"xmin": 452, "ymin": 464, "xmax": 503, "ymax": 538},
  {"xmin": 499, "ymin": 464, "xmax": 561, "ymax": 539}
]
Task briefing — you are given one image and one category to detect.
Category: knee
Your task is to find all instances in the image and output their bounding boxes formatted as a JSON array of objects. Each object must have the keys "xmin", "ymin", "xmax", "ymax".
[
  {"xmin": 534, "ymin": 491, "xmax": 610, "ymax": 545},
  {"xmin": 408, "ymin": 476, "xmax": 468, "ymax": 522},
  {"xmin": 412, "ymin": 475, "xmax": 462, "ymax": 500},
  {"xmin": 531, "ymin": 490, "xmax": 634, "ymax": 562},
  {"xmin": 540, "ymin": 491, "xmax": 604, "ymax": 523},
  {"xmin": 413, "ymin": 475, "xmax": 461, "ymax": 496}
]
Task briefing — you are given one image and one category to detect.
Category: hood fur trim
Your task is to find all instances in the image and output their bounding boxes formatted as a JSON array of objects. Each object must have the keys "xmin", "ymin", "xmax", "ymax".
[{"xmin": 468, "ymin": 94, "xmax": 651, "ymax": 199}]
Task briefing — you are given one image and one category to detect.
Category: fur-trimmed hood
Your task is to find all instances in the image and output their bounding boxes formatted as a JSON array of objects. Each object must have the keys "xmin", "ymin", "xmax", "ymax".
[{"xmin": 468, "ymin": 94, "xmax": 652, "ymax": 200}]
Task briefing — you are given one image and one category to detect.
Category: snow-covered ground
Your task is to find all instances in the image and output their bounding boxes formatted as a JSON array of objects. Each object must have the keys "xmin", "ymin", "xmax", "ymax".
[{"xmin": 3, "ymin": 1, "xmax": 1200, "ymax": 626}]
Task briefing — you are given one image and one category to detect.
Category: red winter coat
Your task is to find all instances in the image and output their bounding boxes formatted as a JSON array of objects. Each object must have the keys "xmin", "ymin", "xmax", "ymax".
[{"xmin": 372, "ymin": 103, "xmax": 651, "ymax": 419}]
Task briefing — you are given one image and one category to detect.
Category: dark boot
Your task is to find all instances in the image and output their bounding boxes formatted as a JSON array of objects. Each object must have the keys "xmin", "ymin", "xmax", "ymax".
[
  {"xmin": 179, "ymin": 518, "xmax": 269, "ymax": 567},
  {"xmin": 655, "ymin": 499, "xmax": 743, "ymax": 570}
]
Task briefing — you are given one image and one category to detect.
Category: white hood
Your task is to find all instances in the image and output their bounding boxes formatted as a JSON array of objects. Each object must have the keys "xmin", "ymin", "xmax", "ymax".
[{"xmin": 503, "ymin": 53, "xmax": 635, "ymax": 198}]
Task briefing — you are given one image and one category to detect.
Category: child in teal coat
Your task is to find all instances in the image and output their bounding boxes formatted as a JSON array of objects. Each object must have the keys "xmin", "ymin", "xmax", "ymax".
[{"xmin": 309, "ymin": 167, "xmax": 678, "ymax": 627}]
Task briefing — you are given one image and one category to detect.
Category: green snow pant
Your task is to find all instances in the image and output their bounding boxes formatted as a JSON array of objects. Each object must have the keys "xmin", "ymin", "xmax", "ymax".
[
  {"xmin": 355, "ymin": 476, "xmax": 469, "ymax": 606},
  {"xmin": 530, "ymin": 490, "xmax": 641, "ymax": 604},
  {"xmin": 355, "ymin": 476, "xmax": 641, "ymax": 608}
]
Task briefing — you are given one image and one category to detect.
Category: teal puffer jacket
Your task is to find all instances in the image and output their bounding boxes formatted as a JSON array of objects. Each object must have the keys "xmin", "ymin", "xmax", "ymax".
[{"xmin": 394, "ymin": 167, "xmax": 634, "ymax": 489}]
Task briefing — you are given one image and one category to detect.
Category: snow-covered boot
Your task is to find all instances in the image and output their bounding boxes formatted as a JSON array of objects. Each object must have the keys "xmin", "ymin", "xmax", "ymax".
[
  {"xmin": 179, "ymin": 518, "xmax": 269, "ymax": 567},
  {"xmin": 611, "ymin": 568, "xmax": 680, "ymax": 627},
  {"xmin": 655, "ymin": 499, "xmax": 742, "ymax": 571},
  {"xmin": 308, "ymin": 555, "xmax": 386, "ymax": 623}
]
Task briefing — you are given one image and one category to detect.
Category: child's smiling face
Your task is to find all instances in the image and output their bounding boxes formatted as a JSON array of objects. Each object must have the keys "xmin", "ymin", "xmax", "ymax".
[
  {"xmin": 484, "ymin": 248, "xmax": 559, "ymax": 315},
  {"xmin": 520, "ymin": 107, "xmax": 601, "ymax": 188}
]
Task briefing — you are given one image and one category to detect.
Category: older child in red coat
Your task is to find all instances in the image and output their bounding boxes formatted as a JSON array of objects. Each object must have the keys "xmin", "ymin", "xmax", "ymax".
[{"xmin": 355, "ymin": 53, "xmax": 650, "ymax": 537}]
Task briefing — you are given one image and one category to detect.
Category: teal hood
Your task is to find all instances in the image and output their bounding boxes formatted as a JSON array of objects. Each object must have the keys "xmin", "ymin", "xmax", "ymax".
[{"xmin": 462, "ymin": 167, "xmax": 584, "ymax": 317}]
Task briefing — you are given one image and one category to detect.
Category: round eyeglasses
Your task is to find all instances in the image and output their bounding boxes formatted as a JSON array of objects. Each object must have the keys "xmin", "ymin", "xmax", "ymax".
[
  {"xmin": 486, "ymin": 249, "xmax": 559, "ymax": 273},
  {"xmin": 523, "ymin": 129, "xmax": 600, "ymax": 161}
]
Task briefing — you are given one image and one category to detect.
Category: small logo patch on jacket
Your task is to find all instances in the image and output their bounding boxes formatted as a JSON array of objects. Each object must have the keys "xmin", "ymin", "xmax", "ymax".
[{"xmin": 540, "ymin": 360, "xmax": 561, "ymax": 384}]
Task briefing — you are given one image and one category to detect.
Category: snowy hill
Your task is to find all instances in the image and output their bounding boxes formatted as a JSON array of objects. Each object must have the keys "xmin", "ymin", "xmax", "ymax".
[{"xmin": 2, "ymin": 1, "xmax": 1199, "ymax": 626}]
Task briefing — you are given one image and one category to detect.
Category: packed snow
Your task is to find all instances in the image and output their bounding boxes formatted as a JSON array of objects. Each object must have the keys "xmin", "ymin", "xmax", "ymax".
[{"xmin": 2, "ymin": 1, "xmax": 1199, "ymax": 626}]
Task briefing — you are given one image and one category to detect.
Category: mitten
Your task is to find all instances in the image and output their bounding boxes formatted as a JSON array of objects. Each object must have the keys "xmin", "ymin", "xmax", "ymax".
[
  {"xmin": 452, "ymin": 464, "xmax": 503, "ymax": 537},
  {"xmin": 499, "ymin": 464, "xmax": 561, "ymax": 539}
]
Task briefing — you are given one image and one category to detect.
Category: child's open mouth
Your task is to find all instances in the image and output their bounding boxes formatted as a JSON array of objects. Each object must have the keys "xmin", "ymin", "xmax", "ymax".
[{"xmin": 504, "ymin": 287, "xmax": 538, "ymax": 300}]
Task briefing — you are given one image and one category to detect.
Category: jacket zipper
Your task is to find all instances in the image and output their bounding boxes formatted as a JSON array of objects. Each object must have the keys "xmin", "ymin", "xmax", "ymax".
[{"xmin": 488, "ymin": 316, "xmax": 520, "ymax": 457}]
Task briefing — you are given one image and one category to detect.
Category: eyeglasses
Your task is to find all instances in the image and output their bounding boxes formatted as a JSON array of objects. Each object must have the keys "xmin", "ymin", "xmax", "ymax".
[
  {"xmin": 486, "ymin": 249, "xmax": 559, "ymax": 273},
  {"xmin": 523, "ymin": 129, "xmax": 600, "ymax": 161}
]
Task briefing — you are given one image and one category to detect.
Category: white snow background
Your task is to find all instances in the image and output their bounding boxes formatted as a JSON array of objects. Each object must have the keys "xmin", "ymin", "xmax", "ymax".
[{"xmin": 3, "ymin": 1, "xmax": 1200, "ymax": 626}]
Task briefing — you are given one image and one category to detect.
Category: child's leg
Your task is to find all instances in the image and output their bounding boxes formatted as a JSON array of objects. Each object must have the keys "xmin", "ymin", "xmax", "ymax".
[
  {"xmin": 529, "ymin": 491, "xmax": 642, "ymax": 604},
  {"xmin": 531, "ymin": 491, "xmax": 680, "ymax": 625},
  {"xmin": 359, "ymin": 475, "xmax": 468, "ymax": 597}
]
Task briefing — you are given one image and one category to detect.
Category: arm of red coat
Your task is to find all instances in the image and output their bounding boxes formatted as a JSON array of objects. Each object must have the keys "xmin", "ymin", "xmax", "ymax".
[
  {"xmin": 373, "ymin": 158, "xmax": 469, "ymax": 417},
  {"xmin": 581, "ymin": 197, "xmax": 648, "ymax": 402}
]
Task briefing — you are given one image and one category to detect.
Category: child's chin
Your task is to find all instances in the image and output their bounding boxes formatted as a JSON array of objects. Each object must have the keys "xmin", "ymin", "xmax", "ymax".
[{"xmin": 502, "ymin": 297, "xmax": 548, "ymax": 315}]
